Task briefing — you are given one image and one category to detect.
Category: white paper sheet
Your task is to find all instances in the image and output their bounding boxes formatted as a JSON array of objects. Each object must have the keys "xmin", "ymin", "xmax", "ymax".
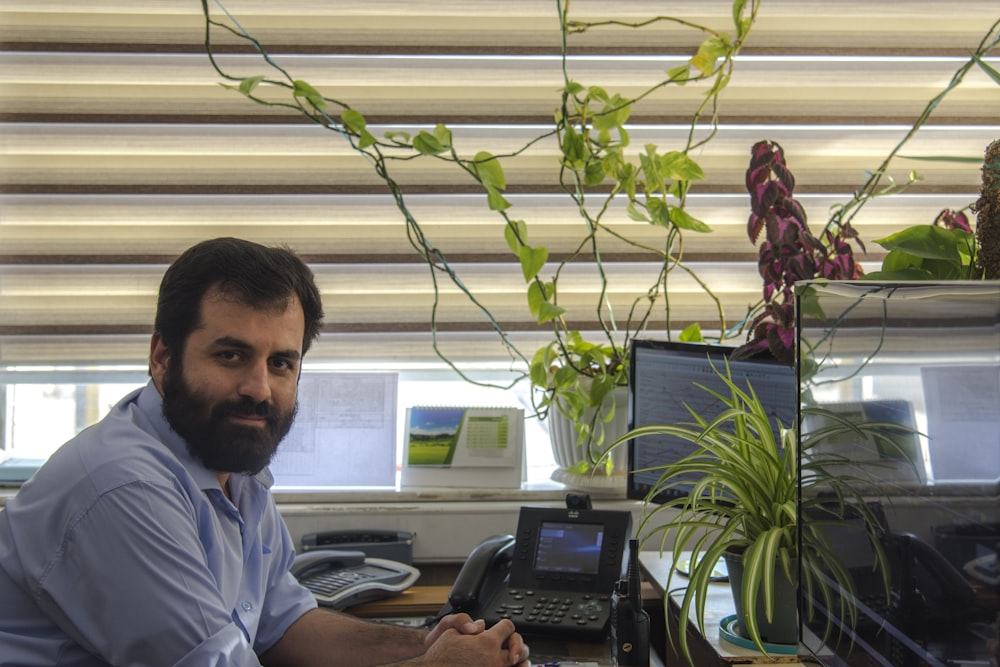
[
  {"xmin": 270, "ymin": 372, "xmax": 398, "ymax": 487},
  {"xmin": 922, "ymin": 365, "xmax": 1000, "ymax": 483}
]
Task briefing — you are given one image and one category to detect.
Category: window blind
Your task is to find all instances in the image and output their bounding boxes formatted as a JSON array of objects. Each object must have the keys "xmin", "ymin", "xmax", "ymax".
[{"xmin": 1, "ymin": 0, "xmax": 998, "ymax": 370}]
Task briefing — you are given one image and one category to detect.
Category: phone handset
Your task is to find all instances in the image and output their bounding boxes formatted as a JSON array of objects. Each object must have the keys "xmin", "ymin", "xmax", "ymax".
[
  {"xmin": 290, "ymin": 549, "xmax": 366, "ymax": 579},
  {"xmin": 446, "ymin": 533, "xmax": 515, "ymax": 614}
]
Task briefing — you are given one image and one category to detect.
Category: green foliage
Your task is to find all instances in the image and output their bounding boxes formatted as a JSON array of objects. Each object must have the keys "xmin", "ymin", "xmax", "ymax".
[
  {"xmin": 866, "ymin": 224, "xmax": 980, "ymax": 280},
  {"xmin": 201, "ymin": 0, "xmax": 761, "ymax": 473},
  {"xmin": 611, "ymin": 362, "xmax": 889, "ymax": 663}
]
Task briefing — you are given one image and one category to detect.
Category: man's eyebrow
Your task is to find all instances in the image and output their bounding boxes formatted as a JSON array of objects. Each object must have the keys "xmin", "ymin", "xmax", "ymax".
[
  {"xmin": 273, "ymin": 349, "xmax": 303, "ymax": 362},
  {"xmin": 212, "ymin": 336, "xmax": 302, "ymax": 361},
  {"xmin": 212, "ymin": 336, "xmax": 252, "ymax": 350}
]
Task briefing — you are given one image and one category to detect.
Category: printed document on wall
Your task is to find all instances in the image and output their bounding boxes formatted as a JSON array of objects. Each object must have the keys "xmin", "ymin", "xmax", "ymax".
[{"xmin": 270, "ymin": 372, "xmax": 398, "ymax": 487}]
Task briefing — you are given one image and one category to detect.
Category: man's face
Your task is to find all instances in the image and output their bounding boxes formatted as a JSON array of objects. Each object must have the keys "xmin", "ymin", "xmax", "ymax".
[{"xmin": 151, "ymin": 287, "xmax": 305, "ymax": 475}]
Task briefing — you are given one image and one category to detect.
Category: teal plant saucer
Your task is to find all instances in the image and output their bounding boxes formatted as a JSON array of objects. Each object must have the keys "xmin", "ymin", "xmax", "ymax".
[{"xmin": 719, "ymin": 614, "xmax": 798, "ymax": 655}]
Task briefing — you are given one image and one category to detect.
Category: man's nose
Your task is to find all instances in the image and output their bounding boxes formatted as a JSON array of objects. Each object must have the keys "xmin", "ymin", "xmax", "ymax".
[{"xmin": 238, "ymin": 360, "xmax": 272, "ymax": 403}]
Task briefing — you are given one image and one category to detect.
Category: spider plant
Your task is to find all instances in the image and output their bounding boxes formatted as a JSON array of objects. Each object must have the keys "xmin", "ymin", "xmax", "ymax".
[{"xmin": 612, "ymin": 359, "xmax": 891, "ymax": 663}]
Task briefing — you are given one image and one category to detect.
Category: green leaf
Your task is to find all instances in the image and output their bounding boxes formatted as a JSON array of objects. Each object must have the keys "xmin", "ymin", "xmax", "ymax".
[
  {"xmin": 413, "ymin": 135, "xmax": 442, "ymax": 155},
  {"xmin": 592, "ymin": 97, "xmax": 631, "ymax": 132},
  {"xmin": 666, "ymin": 63, "xmax": 691, "ymax": 83},
  {"xmin": 625, "ymin": 202, "xmax": 650, "ymax": 223},
  {"xmin": 485, "ymin": 184, "xmax": 511, "ymax": 212},
  {"xmin": 526, "ymin": 282, "xmax": 546, "ymax": 319},
  {"xmin": 383, "ymin": 130, "xmax": 411, "ymax": 143},
  {"xmin": 341, "ymin": 108, "xmax": 366, "ymax": 133},
  {"xmin": 646, "ymin": 198, "xmax": 672, "ymax": 228},
  {"xmin": 898, "ymin": 154, "xmax": 984, "ymax": 164},
  {"xmin": 583, "ymin": 160, "xmax": 605, "ymax": 186},
  {"xmin": 472, "ymin": 151, "xmax": 505, "ymax": 189},
  {"xmin": 527, "ymin": 281, "xmax": 565, "ymax": 324},
  {"xmin": 679, "ymin": 322, "xmax": 704, "ymax": 342},
  {"xmin": 341, "ymin": 109, "xmax": 376, "ymax": 148},
  {"xmin": 518, "ymin": 245, "xmax": 548, "ymax": 282},
  {"xmin": 587, "ymin": 85, "xmax": 610, "ymax": 103},
  {"xmin": 412, "ymin": 133, "xmax": 443, "ymax": 155},
  {"xmin": 639, "ymin": 146, "xmax": 664, "ymax": 193},
  {"xmin": 873, "ymin": 225, "xmax": 964, "ymax": 262},
  {"xmin": 504, "ymin": 220, "xmax": 528, "ymax": 254},
  {"xmin": 292, "ymin": 79, "xmax": 326, "ymax": 111},
  {"xmin": 880, "ymin": 247, "xmax": 923, "ymax": 273},
  {"xmin": 238, "ymin": 76, "xmax": 265, "ymax": 95},
  {"xmin": 691, "ymin": 36, "xmax": 728, "ymax": 76},
  {"xmin": 619, "ymin": 163, "xmax": 638, "ymax": 200},
  {"xmin": 589, "ymin": 373, "xmax": 616, "ymax": 406},
  {"xmin": 561, "ymin": 125, "xmax": 585, "ymax": 165},
  {"xmin": 413, "ymin": 124, "xmax": 452, "ymax": 155},
  {"xmin": 660, "ymin": 151, "xmax": 706, "ymax": 181},
  {"xmin": 357, "ymin": 130, "xmax": 376, "ymax": 149},
  {"xmin": 669, "ymin": 205, "xmax": 713, "ymax": 233},
  {"xmin": 536, "ymin": 301, "xmax": 566, "ymax": 324},
  {"xmin": 553, "ymin": 364, "xmax": 578, "ymax": 389},
  {"xmin": 973, "ymin": 53, "xmax": 1000, "ymax": 86}
]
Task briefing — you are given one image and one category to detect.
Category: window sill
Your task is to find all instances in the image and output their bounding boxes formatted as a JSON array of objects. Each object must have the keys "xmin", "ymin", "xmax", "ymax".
[{"xmin": 271, "ymin": 480, "xmax": 625, "ymax": 505}]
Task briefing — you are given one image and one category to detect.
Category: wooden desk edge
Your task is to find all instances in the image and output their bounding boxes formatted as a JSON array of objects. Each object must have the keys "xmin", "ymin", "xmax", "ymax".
[{"xmin": 348, "ymin": 582, "xmax": 662, "ymax": 618}]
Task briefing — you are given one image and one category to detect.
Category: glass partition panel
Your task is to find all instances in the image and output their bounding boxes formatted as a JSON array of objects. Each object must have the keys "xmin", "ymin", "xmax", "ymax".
[{"xmin": 797, "ymin": 281, "xmax": 1000, "ymax": 666}]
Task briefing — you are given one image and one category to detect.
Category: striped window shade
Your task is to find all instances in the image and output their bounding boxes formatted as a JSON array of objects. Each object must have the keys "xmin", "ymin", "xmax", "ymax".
[{"xmin": 1, "ymin": 0, "xmax": 998, "ymax": 373}]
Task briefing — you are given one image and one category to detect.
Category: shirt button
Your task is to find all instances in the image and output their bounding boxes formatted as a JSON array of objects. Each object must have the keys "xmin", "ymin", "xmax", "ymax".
[{"xmin": 241, "ymin": 602, "xmax": 253, "ymax": 612}]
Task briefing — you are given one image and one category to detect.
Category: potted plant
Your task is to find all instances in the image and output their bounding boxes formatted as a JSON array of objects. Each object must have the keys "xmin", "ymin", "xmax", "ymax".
[
  {"xmin": 611, "ymin": 360, "xmax": 891, "ymax": 663},
  {"xmin": 737, "ymin": 41, "xmax": 1000, "ymax": 365},
  {"xmin": 200, "ymin": 0, "xmax": 761, "ymax": 482},
  {"xmin": 200, "ymin": 1, "xmax": 997, "ymax": 486},
  {"xmin": 864, "ymin": 138, "xmax": 999, "ymax": 282}
]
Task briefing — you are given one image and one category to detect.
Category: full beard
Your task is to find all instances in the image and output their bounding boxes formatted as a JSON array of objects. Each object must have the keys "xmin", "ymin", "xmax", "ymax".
[{"xmin": 160, "ymin": 362, "xmax": 296, "ymax": 476}]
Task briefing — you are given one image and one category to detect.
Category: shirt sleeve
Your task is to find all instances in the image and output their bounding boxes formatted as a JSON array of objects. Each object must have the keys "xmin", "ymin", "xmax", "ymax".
[
  {"xmin": 251, "ymin": 495, "xmax": 318, "ymax": 654},
  {"xmin": 33, "ymin": 479, "xmax": 272, "ymax": 666}
]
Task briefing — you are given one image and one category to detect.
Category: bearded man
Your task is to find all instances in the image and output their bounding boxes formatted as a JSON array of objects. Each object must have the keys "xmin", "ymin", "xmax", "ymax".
[{"xmin": 0, "ymin": 237, "xmax": 529, "ymax": 667}]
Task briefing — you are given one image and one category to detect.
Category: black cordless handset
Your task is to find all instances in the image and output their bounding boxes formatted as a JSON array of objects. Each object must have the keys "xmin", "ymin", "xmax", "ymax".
[{"xmin": 610, "ymin": 539, "xmax": 650, "ymax": 667}]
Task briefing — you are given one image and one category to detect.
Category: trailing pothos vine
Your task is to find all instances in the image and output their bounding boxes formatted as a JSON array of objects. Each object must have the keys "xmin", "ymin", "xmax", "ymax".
[{"xmin": 200, "ymin": 0, "xmax": 762, "ymax": 472}]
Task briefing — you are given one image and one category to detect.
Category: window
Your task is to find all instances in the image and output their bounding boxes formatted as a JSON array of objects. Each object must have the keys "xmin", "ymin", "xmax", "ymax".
[
  {"xmin": 1, "ymin": 370, "xmax": 556, "ymax": 487},
  {"xmin": 2, "ymin": 2, "xmax": 997, "ymax": 486}
]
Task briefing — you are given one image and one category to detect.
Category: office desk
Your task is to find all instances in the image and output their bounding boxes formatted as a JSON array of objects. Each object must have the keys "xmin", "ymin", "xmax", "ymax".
[
  {"xmin": 639, "ymin": 551, "xmax": 807, "ymax": 667},
  {"xmin": 349, "ymin": 584, "xmax": 452, "ymax": 619},
  {"xmin": 347, "ymin": 584, "xmax": 665, "ymax": 666}
]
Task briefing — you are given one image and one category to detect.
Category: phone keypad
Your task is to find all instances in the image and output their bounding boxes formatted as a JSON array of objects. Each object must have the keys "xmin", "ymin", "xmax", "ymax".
[
  {"xmin": 302, "ymin": 568, "xmax": 374, "ymax": 596},
  {"xmin": 490, "ymin": 588, "xmax": 610, "ymax": 635}
]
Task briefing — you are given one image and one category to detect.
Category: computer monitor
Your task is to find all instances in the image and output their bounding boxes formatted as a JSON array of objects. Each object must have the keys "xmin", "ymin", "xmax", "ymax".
[{"xmin": 626, "ymin": 339, "xmax": 797, "ymax": 503}]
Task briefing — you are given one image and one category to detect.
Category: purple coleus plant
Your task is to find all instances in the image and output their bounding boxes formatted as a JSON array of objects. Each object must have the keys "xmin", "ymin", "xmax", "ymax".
[{"xmin": 734, "ymin": 140, "xmax": 864, "ymax": 365}]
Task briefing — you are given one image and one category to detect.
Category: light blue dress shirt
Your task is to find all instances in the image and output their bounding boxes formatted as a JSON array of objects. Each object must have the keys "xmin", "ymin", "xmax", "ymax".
[{"xmin": 0, "ymin": 381, "xmax": 317, "ymax": 665}]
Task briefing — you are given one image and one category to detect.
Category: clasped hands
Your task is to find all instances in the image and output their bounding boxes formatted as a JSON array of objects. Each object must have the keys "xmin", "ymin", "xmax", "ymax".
[{"xmin": 423, "ymin": 613, "xmax": 530, "ymax": 667}]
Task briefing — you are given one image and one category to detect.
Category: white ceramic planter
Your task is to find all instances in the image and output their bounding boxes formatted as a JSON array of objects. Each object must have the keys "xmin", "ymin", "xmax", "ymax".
[{"xmin": 548, "ymin": 386, "xmax": 629, "ymax": 491}]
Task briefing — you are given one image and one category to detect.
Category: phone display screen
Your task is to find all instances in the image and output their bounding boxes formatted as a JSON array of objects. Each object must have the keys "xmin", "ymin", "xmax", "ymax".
[{"xmin": 533, "ymin": 521, "xmax": 604, "ymax": 574}]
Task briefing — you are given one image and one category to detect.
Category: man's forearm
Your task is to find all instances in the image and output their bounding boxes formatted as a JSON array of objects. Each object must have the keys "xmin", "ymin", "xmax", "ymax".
[{"xmin": 261, "ymin": 608, "xmax": 429, "ymax": 667}]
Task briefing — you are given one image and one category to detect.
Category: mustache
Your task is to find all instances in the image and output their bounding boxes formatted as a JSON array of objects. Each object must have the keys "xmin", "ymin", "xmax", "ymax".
[{"xmin": 216, "ymin": 397, "xmax": 275, "ymax": 421}]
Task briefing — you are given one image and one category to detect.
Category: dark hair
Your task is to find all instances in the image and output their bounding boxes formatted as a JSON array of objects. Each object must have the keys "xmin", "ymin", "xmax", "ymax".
[{"xmin": 154, "ymin": 237, "xmax": 324, "ymax": 356}]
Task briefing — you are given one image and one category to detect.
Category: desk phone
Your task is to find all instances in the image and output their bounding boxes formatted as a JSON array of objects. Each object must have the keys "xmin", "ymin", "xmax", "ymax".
[
  {"xmin": 443, "ymin": 506, "xmax": 632, "ymax": 642},
  {"xmin": 291, "ymin": 549, "xmax": 421, "ymax": 610}
]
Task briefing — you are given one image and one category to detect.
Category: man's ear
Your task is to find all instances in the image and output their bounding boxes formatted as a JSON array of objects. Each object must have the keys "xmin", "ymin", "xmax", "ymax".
[{"xmin": 149, "ymin": 332, "xmax": 170, "ymax": 389}]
